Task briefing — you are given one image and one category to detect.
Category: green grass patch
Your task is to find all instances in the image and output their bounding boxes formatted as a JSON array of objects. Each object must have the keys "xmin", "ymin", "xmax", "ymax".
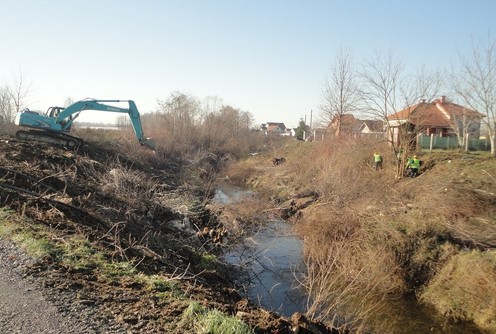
[
  {"xmin": 0, "ymin": 209, "xmax": 139, "ymax": 283},
  {"xmin": 98, "ymin": 260, "xmax": 137, "ymax": 281},
  {"xmin": 0, "ymin": 208, "xmax": 60, "ymax": 259},
  {"xmin": 0, "ymin": 208, "xmax": 25, "ymax": 237},
  {"xmin": 182, "ymin": 301, "xmax": 254, "ymax": 334},
  {"xmin": 60, "ymin": 238, "xmax": 103, "ymax": 270},
  {"xmin": 199, "ymin": 253, "xmax": 217, "ymax": 270},
  {"xmin": 137, "ymin": 273, "xmax": 184, "ymax": 300},
  {"xmin": 11, "ymin": 231, "xmax": 59, "ymax": 258},
  {"xmin": 57, "ymin": 236, "xmax": 138, "ymax": 282}
]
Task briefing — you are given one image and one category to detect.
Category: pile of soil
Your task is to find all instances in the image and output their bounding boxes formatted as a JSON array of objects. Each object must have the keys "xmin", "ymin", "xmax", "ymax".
[{"xmin": 0, "ymin": 135, "xmax": 337, "ymax": 334}]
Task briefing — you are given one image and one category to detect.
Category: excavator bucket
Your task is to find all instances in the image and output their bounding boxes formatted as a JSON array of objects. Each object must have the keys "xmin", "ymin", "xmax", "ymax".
[{"xmin": 143, "ymin": 138, "xmax": 156, "ymax": 150}]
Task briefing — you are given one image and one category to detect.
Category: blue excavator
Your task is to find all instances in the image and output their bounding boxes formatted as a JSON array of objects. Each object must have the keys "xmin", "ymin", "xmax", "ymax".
[{"xmin": 14, "ymin": 99, "xmax": 155, "ymax": 150}]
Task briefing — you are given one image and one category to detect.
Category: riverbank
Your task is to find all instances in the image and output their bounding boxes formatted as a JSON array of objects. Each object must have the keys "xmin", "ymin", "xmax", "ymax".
[{"xmin": 223, "ymin": 139, "xmax": 496, "ymax": 334}]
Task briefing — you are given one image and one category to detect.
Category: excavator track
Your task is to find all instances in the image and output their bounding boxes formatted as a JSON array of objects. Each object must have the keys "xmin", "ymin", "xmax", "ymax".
[{"xmin": 16, "ymin": 130, "xmax": 84, "ymax": 149}]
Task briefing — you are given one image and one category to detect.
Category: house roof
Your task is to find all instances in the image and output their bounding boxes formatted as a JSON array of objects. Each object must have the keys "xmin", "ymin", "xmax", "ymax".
[
  {"xmin": 266, "ymin": 122, "xmax": 286, "ymax": 130},
  {"xmin": 387, "ymin": 97, "xmax": 484, "ymax": 127},
  {"xmin": 361, "ymin": 120, "xmax": 383, "ymax": 132},
  {"xmin": 264, "ymin": 122, "xmax": 287, "ymax": 132},
  {"xmin": 328, "ymin": 114, "xmax": 362, "ymax": 128},
  {"xmin": 329, "ymin": 114, "xmax": 384, "ymax": 133}
]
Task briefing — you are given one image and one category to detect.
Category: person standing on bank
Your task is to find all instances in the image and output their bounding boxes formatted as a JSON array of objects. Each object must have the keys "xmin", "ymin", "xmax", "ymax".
[{"xmin": 374, "ymin": 152, "xmax": 383, "ymax": 171}]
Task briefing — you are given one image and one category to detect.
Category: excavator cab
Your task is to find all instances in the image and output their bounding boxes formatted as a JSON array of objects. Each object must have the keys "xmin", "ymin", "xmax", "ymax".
[
  {"xmin": 47, "ymin": 106, "xmax": 64, "ymax": 118},
  {"xmin": 47, "ymin": 106, "xmax": 74, "ymax": 131}
]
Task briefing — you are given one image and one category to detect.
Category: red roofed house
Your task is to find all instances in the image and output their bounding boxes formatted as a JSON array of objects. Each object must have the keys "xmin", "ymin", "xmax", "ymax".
[
  {"xmin": 386, "ymin": 96, "xmax": 484, "ymax": 147},
  {"xmin": 261, "ymin": 122, "xmax": 287, "ymax": 135}
]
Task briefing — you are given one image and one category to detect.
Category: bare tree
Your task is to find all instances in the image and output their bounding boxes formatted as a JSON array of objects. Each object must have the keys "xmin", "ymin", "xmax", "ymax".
[
  {"xmin": 200, "ymin": 95, "xmax": 223, "ymax": 122},
  {"xmin": 400, "ymin": 65, "xmax": 443, "ymax": 108},
  {"xmin": 443, "ymin": 95, "xmax": 484, "ymax": 152},
  {"xmin": 0, "ymin": 86, "xmax": 14, "ymax": 125},
  {"xmin": 320, "ymin": 48, "xmax": 360, "ymax": 137},
  {"xmin": 157, "ymin": 92, "xmax": 201, "ymax": 140},
  {"xmin": 452, "ymin": 36, "xmax": 496, "ymax": 156},
  {"xmin": 63, "ymin": 97, "xmax": 75, "ymax": 107},
  {"xmin": 6, "ymin": 69, "xmax": 32, "ymax": 113},
  {"xmin": 360, "ymin": 49, "xmax": 403, "ymax": 140},
  {"xmin": 396, "ymin": 66, "xmax": 443, "ymax": 156},
  {"xmin": 361, "ymin": 51, "xmax": 443, "ymax": 175}
]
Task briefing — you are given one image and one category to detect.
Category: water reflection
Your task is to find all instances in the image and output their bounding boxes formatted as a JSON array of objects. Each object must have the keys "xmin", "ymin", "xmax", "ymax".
[
  {"xmin": 224, "ymin": 220, "xmax": 306, "ymax": 316},
  {"xmin": 215, "ymin": 181, "xmax": 307, "ymax": 316},
  {"xmin": 213, "ymin": 181, "xmax": 253, "ymax": 204}
]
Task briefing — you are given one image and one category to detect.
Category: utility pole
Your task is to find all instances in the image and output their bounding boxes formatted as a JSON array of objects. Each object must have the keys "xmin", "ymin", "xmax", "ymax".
[{"xmin": 309, "ymin": 109, "xmax": 313, "ymax": 132}]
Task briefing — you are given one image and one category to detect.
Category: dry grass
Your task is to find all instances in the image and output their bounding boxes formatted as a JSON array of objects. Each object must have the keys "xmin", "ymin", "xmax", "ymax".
[{"xmin": 420, "ymin": 250, "xmax": 496, "ymax": 332}]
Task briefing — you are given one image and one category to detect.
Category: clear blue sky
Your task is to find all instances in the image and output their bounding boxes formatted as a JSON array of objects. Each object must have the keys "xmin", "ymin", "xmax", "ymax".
[{"xmin": 1, "ymin": 0, "xmax": 495, "ymax": 127}]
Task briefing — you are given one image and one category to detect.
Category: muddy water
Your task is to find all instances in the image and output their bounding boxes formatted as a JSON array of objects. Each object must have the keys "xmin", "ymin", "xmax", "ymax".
[{"xmin": 214, "ymin": 181, "xmax": 307, "ymax": 317}]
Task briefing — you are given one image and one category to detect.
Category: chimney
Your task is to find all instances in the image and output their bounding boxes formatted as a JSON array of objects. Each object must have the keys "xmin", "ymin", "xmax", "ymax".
[{"xmin": 440, "ymin": 96, "xmax": 446, "ymax": 103}]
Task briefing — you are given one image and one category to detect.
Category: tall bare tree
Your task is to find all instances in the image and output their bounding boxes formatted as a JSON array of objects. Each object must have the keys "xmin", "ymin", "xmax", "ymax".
[
  {"xmin": 400, "ymin": 65, "xmax": 443, "ymax": 108},
  {"xmin": 320, "ymin": 48, "xmax": 360, "ymax": 137},
  {"xmin": 7, "ymin": 69, "xmax": 32, "ymax": 113},
  {"xmin": 396, "ymin": 66, "xmax": 443, "ymax": 153},
  {"xmin": 360, "ymin": 49, "xmax": 403, "ymax": 139},
  {"xmin": 452, "ymin": 36, "xmax": 496, "ymax": 156}
]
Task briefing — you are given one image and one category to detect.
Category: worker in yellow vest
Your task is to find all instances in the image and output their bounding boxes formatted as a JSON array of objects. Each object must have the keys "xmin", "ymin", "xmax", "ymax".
[
  {"xmin": 405, "ymin": 156, "xmax": 414, "ymax": 177},
  {"xmin": 374, "ymin": 153, "xmax": 383, "ymax": 171},
  {"xmin": 410, "ymin": 155, "xmax": 420, "ymax": 177}
]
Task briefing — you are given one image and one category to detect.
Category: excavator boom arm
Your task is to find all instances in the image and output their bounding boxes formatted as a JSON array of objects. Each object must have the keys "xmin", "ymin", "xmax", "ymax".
[{"xmin": 57, "ymin": 100, "xmax": 146, "ymax": 141}]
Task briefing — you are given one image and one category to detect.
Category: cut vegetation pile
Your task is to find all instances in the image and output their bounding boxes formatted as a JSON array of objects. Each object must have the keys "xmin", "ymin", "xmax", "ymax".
[{"xmin": 225, "ymin": 138, "xmax": 496, "ymax": 334}]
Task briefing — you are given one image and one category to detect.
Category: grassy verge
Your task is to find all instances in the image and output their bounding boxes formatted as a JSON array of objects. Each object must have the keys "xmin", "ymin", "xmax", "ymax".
[{"xmin": 182, "ymin": 302, "xmax": 254, "ymax": 334}]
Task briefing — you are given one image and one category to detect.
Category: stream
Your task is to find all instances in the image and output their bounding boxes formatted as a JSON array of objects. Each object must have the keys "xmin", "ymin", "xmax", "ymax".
[{"xmin": 214, "ymin": 181, "xmax": 307, "ymax": 317}]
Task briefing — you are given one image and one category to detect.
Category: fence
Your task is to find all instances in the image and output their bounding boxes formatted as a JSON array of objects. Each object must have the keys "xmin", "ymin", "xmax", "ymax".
[
  {"xmin": 419, "ymin": 134, "xmax": 491, "ymax": 151},
  {"xmin": 310, "ymin": 130, "xmax": 384, "ymax": 142}
]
